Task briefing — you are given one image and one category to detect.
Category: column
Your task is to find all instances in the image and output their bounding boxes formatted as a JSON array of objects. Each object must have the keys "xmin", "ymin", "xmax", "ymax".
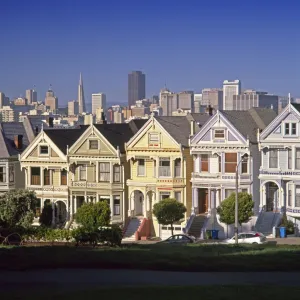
[
  {"xmin": 84, "ymin": 192, "xmax": 87, "ymax": 203},
  {"xmin": 192, "ymin": 187, "xmax": 198, "ymax": 215},
  {"xmin": 110, "ymin": 194, "xmax": 114, "ymax": 218},
  {"xmin": 143, "ymin": 192, "xmax": 147, "ymax": 217},
  {"xmin": 28, "ymin": 167, "xmax": 31, "ymax": 186},
  {"xmin": 181, "ymin": 157, "xmax": 184, "ymax": 178},
  {"xmin": 170, "ymin": 158, "xmax": 174, "ymax": 178},
  {"xmin": 51, "ymin": 200, "xmax": 55, "ymax": 226},
  {"xmin": 41, "ymin": 167, "xmax": 44, "ymax": 186},
  {"xmin": 128, "ymin": 190, "xmax": 131, "ymax": 217},
  {"xmin": 74, "ymin": 196, "xmax": 77, "ymax": 214},
  {"xmin": 207, "ymin": 188, "xmax": 212, "ymax": 215},
  {"xmin": 110, "ymin": 162, "xmax": 113, "ymax": 183},
  {"xmin": 216, "ymin": 189, "xmax": 220, "ymax": 207},
  {"xmin": 25, "ymin": 168, "xmax": 28, "ymax": 187},
  {"xmin": 131, "ymin": 192, "xmax": 135, "ymax": 216},
  {"xmin": 96, "ymin": 162, "xmax": 99, "ymax": 182},
  {"xmin": 69, "ymin": 194, "xmax": 73, "ymax": 217}
]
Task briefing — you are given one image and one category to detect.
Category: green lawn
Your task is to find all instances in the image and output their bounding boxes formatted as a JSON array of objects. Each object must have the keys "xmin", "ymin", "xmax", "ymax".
[
  {"xmin": 2, "ymin": 286, "xmax": 300, "ymax": 300},
  {"xmin": 1, "ymin": 243, "xmax": 300, "ymax": 271}
]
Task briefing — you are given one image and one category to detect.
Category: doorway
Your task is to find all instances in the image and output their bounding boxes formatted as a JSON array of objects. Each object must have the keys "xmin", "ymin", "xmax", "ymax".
[{"xmin": 198, "ymin": 188, "xmax": 208, "ymax": 214}]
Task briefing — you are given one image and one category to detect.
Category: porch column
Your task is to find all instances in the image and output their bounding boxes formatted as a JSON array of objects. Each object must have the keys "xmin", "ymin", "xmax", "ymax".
[
  {"xmin": 28, "ymin": 167, "xmax": 31, "ymax": 186},
  {"xmin": 51, "ymin": 200, "xmax": 55, "ymax": 226},
  {"xmin": 110, "ymin": 194, "xmax": 114, "ymax": 218},
  {"xmin": 260, "ymin": 184, "xmax": 266, "ymax": 210},
  {"xmin": 170, "ymin": 158, "xmax": 174, "ymax": 178},
  {"xmin": 181, "ymin": 157, "xmax": 184, "ymax": 178},
  {"xmin": 41, "ymin": 167, "xmax": 44, "ymax": 186},
  {"xmin": 69, "ymin": 194, "xmax": 73, "ymax": 217},
  {"xmin": 96, "ymin": 162, "xmax": 99, "ymax": 183},
  {"xmin": 74, "ymin": 196, "xmax": 77, "ymax": 214},
  {"xmin": 131, "ymin": 192, "xmax": 135, "ymax": 216},
  {"xmin": 207, "ymin": 188, "xmax": 211, "ymax": 215},
  {"xmin": 216, "ymin": 189, "xmax": 220, "ymax": 207},
  {"xmin": 192, "ymin": 187, "xmax": 198, "ymax": 215},
  {"xmin": 110, "ymin": 162, "xmax": 113, "ymax": 183},
  {"xmin": 143, "ymin": 192, "xmax": 147, "ymax": 217}
]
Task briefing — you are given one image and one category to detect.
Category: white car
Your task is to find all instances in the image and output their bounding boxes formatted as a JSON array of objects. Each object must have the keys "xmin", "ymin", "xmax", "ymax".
[{"xmin": 225, "ymin": 232, "xmax": 267, "ymax": 244}]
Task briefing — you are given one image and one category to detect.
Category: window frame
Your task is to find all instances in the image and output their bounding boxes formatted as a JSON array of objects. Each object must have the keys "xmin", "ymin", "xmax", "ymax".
[
  {"xmin": 113, "ymin": 195, "xmax": 121, "ymax": 215},
  {"xmin": 269, "ymin": 149, "xmax": 278, "ymax": 169},
  {"xmin": 137, "ymin": 159, "xmax": 145, "ymax": 176},
  {"xmin": 113, "ymin": 164, "xmax": 121, "ymax": 183},
  {"xmin": 89, "ymin": 139, "xmax": 99, "ymax": 150},
  {"xmin": 99, "ymin": 162, "xmax": 110, "ymax": 182},
  {"xmin": 224, "ymin": 153, "xmax": 237, "ymax": 173},
  {"xmin": 214, "ymin": 129, "xmax": 225, "ymax": 139},
  {"xmin": 43, "ymin": 169, "xmax": 51, "ymax": 186},
  {"xmin": 241, "ymin": 155, "xmax": 248, "ymax": 174},
  {"xmin": 39, "ymin": 145, "xmax": 49, "ymax": 156},
  {"xmin": 296, "ymin": 148, "xmax": 300, "ymax": 170},
  {"xmin": 201, "ymin": 154, "xmax": 209, "ymax": 172},
  {"xmin": 284, "ymin": 122, "xmax": 297, "ymax": 136},
  {"xmin": 149, "ymin": 133, "xmax": 160, "ymax": 143},
  {"xmin": 159, "ymin": 158, "xmax": 171, "ymax": 177},
  {"xmin": 288, "ymin": 148, "xmax": 292, "ymax": 169},
  {"xmin": 79, "ymin": 165, "xmax": 87, "ymax": 181},
  {"xmin": 0, "ymin": 166, "xmax": 6, "ymax": 183},
  {"xmin": 295, "ymin": 186, "xmax": 300, "ymax": 208},
  {"xmin": 9, "ymin": 165, "xmax": 14, "ymax": 183},
  {"xmin": 61, "ymin": 169, "xmax": 67, "ymax": 185},
  {"xmin": 174, "ymin": 191, "xmax": 181, "ymax": 202},
  {"xmin": 31, "ymin": 167, "xmax": 41, "ymax": 185}
]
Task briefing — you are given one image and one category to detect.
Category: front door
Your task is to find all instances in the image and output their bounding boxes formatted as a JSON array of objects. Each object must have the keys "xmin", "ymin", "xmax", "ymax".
[
  {"xmin": 266, "ymin": 183, "xmax": 278, "ymax": 212},
  {"xmin": 198, "ymin": 189, "xmax": 208, "ymax": 214}
]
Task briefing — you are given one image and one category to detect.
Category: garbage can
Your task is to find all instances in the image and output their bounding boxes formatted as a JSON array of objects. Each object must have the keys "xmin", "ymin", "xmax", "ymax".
[
  {"xmin": 206, "ymin": 230, "xmax": 212, "ymax": 239},
  {"xmin": 212, "ymin": 229, "xmax": 219, "ymax": 240},
  {"xmin": 280, "ymin": 227, "xmax": 286, "ymax": 238},
  {"xmin": 275, "ymin": 227, "xmax": 280, "ymax": 238}
]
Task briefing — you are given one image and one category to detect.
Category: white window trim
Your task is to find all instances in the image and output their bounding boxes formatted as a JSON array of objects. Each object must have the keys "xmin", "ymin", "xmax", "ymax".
[
  {"xmin": 148, "ymin": 132, "xmax": 160, "ymax": 143},
  {"xmin": 283, "ymin": 122, "xmax": 297, "ymax": 137},
  {"xmin": 88, "ymin": 139, "xmax": 99, "ymax": 150},
  {"xmin": 39, "ymin": 144, "xmax": 49, "ymax": 156},
  {"xmin": 213, "ymin": 129, "xmax": 225, "ymax": 139},
  {"xmin": 295, "ymin": 185, "xmax": 300, "ymax": 208},
  {"xmin": 268, "ymin": 149, "xmax": 279, "ymax": 169},
  {"xmin": 137, "ymin": 159, "xmax": 146, "ymax": 177}
]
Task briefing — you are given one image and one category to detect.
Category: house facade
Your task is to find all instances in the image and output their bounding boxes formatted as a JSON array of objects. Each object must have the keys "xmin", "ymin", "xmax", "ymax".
[
  {"xmin": 125, "ymin": 114, "xmax": 210, "ymax": 239},
  {"xmin": 259, "ymin": 103, "xmax": 300, "ymax": 220},
  {"xmin": 189, "ymin": 108, "xmax": 277, "ymax": 238}
]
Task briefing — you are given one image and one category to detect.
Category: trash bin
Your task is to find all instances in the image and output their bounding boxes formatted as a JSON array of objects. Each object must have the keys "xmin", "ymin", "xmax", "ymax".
[
  {"xmin": 212, "ymin": 229, "xmax": 219, "ymax": 240},
  {"xmin": 206, "ymin": 230, "xmax": 212, "ymax": 239},
  {"xmin": 275, "ymin": 227, "xmax": 280, "ymax": 238},
  {"xmin": 280, "ymin": 227, "xmax": 286, "ymax": 238}
]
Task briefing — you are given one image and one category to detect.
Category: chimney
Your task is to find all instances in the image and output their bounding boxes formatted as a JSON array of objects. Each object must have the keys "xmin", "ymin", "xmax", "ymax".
[
  {"xmin": 35, "ymin": 126, "xmax": 39, "ymax": 136},
  {"xmin": 206, "ymin": 105, "xmax": 213, "ymax": 116},
  {"xmin": 190, "ymin": 120, "xmax": 195, "ymax": 136},
  {"xmin": 14, "ymin": 135, "xmax": 23, "ymax": 150},
  {"xmin": 49, "ymin": 117, "xmax": 54, "ymax": 128}
]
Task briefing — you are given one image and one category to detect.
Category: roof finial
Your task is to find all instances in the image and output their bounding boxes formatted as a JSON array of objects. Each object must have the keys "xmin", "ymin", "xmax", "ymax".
[
  {"xmin": 41, "ymin": 122, "xmax": 44, "ymax": 131},
  {"xmin": 288, "ymin": 93, "xmax": 291, "ymax": 105}
]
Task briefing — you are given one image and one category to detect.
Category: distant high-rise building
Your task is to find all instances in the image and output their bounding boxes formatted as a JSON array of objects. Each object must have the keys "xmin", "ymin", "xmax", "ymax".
[
  {"xmin": 0, "ymin": 106, "xmax": 18, "ymax": 122},
  {"xmin": 159, "ymin": 88, "xmax": 178, "ymax": 116},
  {"xmin": 45, "ymin": 86, "xmax": 58, "ymax": 112},
  {"xmin": 223, "ymin": 80, "xmax": 241, "ymax": 110},
  {"xmin": 201, "ymin": 88, "xmax": 223, "ymax": 111},
  {"xmin": 26, "ymin": 89, "xmax": 37, "ymax": 104},
  {"xmin": 78, "ymin": 73, "xmax": 86, "ymax": 114},
  {"xmin": 128, "ymin": 71, "xmax": 146, "ymax": 107},
  {"xmin": 178, "ymin": 91, "xmax": 194, "ymax": 111},
  {"xmin": 194, "ymin": 93, "xmax": 202, "ymax": 113},
  {"xmin": 0, "ymin": 92, "xmax": 6, "ymax": 109},
  {"xmin": 14, "ymin": 97, "xmax": 27, "ymax": 106},
  {"xmin": 233, "ymin": 90, "xmax": 279, "ymax": 113},
  {"xmin": 92, "ymin": 93, "xmax": 106, "ymax": 114},
  {"xmin": 68, "ymin": 100, "xmax": 79, "ymax": 116}
]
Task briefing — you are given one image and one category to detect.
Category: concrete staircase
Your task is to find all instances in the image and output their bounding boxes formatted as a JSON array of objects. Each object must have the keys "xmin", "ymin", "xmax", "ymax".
[
  {"xmin": 122, "ymin": 218, "xmax": 142, "ymax": 242},
  {"xmin": 188, "ymin": 215, "xmax": 206, "ymax": 238},
  {"xmin": 256, "ymin": 211, "xmax": 281, "ymax": 236}
]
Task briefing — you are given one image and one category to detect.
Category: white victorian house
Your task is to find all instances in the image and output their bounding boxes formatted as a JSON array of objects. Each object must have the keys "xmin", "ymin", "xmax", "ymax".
[
  {"xmin": 188, "ymin": 108, "xmax": 277, "ymax": 238},
  {"xmin": 259, "ymin": 102, "xmax": 300, "ymax": 232}
]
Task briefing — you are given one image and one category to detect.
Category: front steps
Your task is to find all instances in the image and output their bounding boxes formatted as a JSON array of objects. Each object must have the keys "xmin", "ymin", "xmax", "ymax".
[
  {"xmin": 188, "ymin": 215, "xmax": 206, "ymax": 238},
  {"xmin": 256, "ymin": 211, "xmax": 281, "ymax": 236},
  {"xmin": 122, "ymin": 218, "xmax": 142, "ymax": 242}
]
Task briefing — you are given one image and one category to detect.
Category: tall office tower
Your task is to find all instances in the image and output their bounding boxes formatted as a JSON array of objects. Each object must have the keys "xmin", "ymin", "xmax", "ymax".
[
  {"xmin": 68, "ymin": 100, "xmax": 79, "ymax": 116},
  {"xmin": 78, "ymin": 73, "xmax": 86, "ymax": 114},
  {"xmin": 128, "ymin": 71, "xmax": 146, "ymax": 107},
  {"xmin": 201, "ymin": 88, "xmax": 223, "ymax": 111},
  {"xmin": 178, "ymin": 91, "xmax": 194, "ymax": 111},
  {"xmin": 223, "ymin": 80, "xmax": 241, "ymax": 110},
  {"xmin": 160, "ymin": 88, "xmax": 178, "ymax": 116},
  {"xmin": 0, "ymin": 92, "xmax": 6, "ymax": 108},
  {"xmin": 194, "ymin": 93, "xmax": 202, "ymax": 113},
  {"xmin": 233, "ymin": 90, "xmax": 279, "ymax": 113},
  {"xmin": 26, "ymin": 88, "xmax": 37, "ymax": 104},
  {"xmin": 45, "ymin": 86, "xmax": 58, "ymax": 112},
  {"xmin": 92, "ymin": 93, "xmax": 106, "ymax": 114}
]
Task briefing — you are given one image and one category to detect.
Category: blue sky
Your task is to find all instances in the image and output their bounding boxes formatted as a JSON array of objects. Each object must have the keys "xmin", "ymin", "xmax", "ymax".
[{"xmin": 1, "ymin": 0, "xmax": 299, "ymax": 105}]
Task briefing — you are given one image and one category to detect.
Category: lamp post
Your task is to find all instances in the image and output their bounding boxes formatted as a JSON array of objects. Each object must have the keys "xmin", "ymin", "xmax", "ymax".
[{"xmin": 235, "ymin": 154, "xmax": 249, "ymax": 245}]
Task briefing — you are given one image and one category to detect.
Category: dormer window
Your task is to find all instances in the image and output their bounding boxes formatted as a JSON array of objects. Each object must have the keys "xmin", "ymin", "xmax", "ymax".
[
  {"xmin": 214, "ymin": 129, "xmax": 225, "ymax": 139},
  {"xmin": 89, "ymin": 140, "xmax": 99, "ymax": 150},
  {"xmin": 284, "ymin": 122, "xmax": 297, "ymax": 136},
  {"xmin": 40, "ymin": 145, "xmax": 49, "ymax": 155},
  {"xmin": 149, "ymin": 133, "xmax": 159, "ymax": 143}
]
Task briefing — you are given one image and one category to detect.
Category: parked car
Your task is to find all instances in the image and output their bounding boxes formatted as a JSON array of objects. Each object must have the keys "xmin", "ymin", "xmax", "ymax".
[
  {"xmin": 159, "ymin": 234, "xmax": 195, "ymax": 244},
  {"xmin": 225, "ymin": 232, "xmax": 267, "ymax": 245}
]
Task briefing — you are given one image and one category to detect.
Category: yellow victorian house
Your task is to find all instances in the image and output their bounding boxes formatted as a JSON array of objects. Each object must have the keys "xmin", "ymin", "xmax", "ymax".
[{"xmin": 124, "ymin": 114, "xmax": 210, "ymax": 240}]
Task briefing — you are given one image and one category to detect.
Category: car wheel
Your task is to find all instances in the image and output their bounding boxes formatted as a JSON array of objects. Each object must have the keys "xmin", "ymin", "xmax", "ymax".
[{"xmin": 252, "ymin": 242, "xmax": 258, "ymax": 245}]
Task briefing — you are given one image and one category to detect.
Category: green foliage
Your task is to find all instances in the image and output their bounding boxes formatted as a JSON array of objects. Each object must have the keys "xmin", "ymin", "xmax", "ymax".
[
  {"xmin": 0, "ymin": 189, "xmax": 38, "ymax": 229},
  {"xmin": 39, "ymin": 203, "xmax": 53, "ymax": 227},
  {"xmin": 21, "ymin": 226, "xmax": 72, "ymax": 242},
  {"xmin": 75, "ymin": 202, "xmax": 111, "ymax": 231},
  {"xmin": 280, "ymin": 214, "xmax": 294, "ymax": 235},
  {"xmin": 153, "ymin": 198, "xmax": 187, "ymax": 235},
  {"xmin": 217, "ymin": 192, "xmax": 254, "ymax": 226}
]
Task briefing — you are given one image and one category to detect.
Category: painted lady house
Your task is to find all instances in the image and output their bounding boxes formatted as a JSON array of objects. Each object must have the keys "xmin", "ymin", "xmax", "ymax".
[{"xmin": 188, "ymin": 107, "xmax": 277, "ymax": 239}]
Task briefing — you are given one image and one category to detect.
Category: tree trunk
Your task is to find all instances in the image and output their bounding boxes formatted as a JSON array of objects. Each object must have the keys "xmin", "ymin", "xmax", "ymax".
[{"xmin": 170, "ymin": 223, "xmax": 174, "ymax": 236}]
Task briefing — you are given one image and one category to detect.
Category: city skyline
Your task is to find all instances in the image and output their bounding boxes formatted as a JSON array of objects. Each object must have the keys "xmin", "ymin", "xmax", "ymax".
[{"xmin": 0, "ymin": 1, "xmax": 299, "ymax": 104}]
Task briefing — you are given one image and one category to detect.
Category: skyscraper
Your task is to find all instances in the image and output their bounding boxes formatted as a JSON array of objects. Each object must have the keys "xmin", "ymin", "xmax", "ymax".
[
  {"xmin": 68, "ymin": 100, "xmax": 79, "ymax": 116},
  {"xmin": 45, "ymin": 86, "xmax": 58, "ymax": 112},
  {"xmin": 92, "ymin": 93, "xmax": 106, "ymax": 114},
  {"xmin": 78, "ymin": 73, "xmax": 86, "ymax": 114},
  {"xmin": 223, "ymin": 80, "xmax": 241, "ymax": 110},
  {"xmin": 26, "ymin": 88, "xmax": 37, "ymax": 104},
  {"xmin": 128, "ymin": 71, "xmax": 146, "ymax": 107}
]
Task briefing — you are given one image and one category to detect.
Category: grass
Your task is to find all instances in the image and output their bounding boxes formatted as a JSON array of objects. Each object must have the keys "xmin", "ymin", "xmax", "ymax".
[
  {"xmin": 2, "ymin": 286, "xmax": 300, "ymax": 300},
  {"xmin": 1, "ymin": 243, "xmax": 300, "ymax": 271}
]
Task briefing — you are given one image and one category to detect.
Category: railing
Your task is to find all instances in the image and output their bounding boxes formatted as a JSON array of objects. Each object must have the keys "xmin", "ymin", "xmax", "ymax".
[
  {"xmin": 200, "ymin": 215, "xmax": 210, "ymax": 239},
  {"xmin": 71, "ymin": 181, "xmax": 122, "ymax": 188},
  {"xmin": 192, "ymin": 172, "xmax": 219, "ymax": 179},
  {"xmin": 174, "ymin": 166, "xmax": 181, "ymax": 177},
  {"xmin": 183, "ymin": 214, "xmax": 195, "ymax": 234},
  {"xmin": 159, "ymin": 166, "xmax": 171, "ymax": 177}
]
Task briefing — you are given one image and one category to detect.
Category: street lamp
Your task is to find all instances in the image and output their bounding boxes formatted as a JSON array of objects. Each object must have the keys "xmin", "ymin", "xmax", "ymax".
[{"xmin": 235, "ymin": 154, "xmax": 249, "ymax": 245}]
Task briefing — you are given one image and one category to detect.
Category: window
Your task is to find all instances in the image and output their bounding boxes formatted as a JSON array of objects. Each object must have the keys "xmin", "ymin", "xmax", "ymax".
[
  {"xmin": 214, "ymin": 129, "xmax": 225, "ymax": 139},
  {"xmin": 149, "ymin": 133, "xmax": 159, "ymax": 142},
  {"xmin": 288, "ymin": 188, "xmax": 292, "ymax": 207},
  {"xmin": 99, "ymin": 196, "xmax": 110, "ymax": 205},
  {"xmin": 31, "ymin": 167, "xmax": 40, "ymax": 185},
  {"xmin": 159, "ymin": 158, "xmax": 170, "ymax": 177},
  {"xmin": 296, "ymin": 149, "xmax": 300, "ymax": 169},
  {"xmin": 218, "ymin": 155, "xmax": 222, "ymax": 173},
  {"xmin": 296, "ymin": 186, "xmax": 300, "ymax": 207},
  {"xmin": 61, "ymin": 169, "xmax": 67, "ymax": 185},
  {"xmin": 241, "ymin": 155, "xmax": 248, "ymax": 173},
  {"xmin": 160, "ymin": 192, "xmax": 170, "ymax": 200},
  {"xmin": 292, "ymin": 123, "xmax": 297, "ymax": 135},
  {"xmin": 269, "ymin": 149, "xmax": 278, "ymax": 168},
  {"xmin": 99, "ymin": 162, "xmax": 110, "ymax": 182},
  {"xmin": 137, "ymin": 159, "xmax": 145, "ymax": 176},
  {"xmin": 225, "ymin": 153, "xmax": 237, "ymax": 173},
  {"xmin": 225, "ymin": 189, "xmax": 235, "ymax": 198},
  {"xmin": 44, "ymin": 169, "xmax": 50, "ymax": 185},
  {"xmin": 79, "ymin": 165, "xmax": 87, "ymax": 181},
  {"xmin": 174, "ymin": 158, "xmax": 181, "ymax": 177},
  {"xmin": 201, "ymin": 154, "xmax": 209, "ymax": 172},
  {"xmin": 0, "ymin": 167, "xmax": 6, "ymax": 183},
  {"xmin": 113, "ymin": 196, "xmax": 120, "ymax": 215},
  {"xmin": 40, "ymin": 146, "xmax": 49, "ymax": 155},
  {"xmin": 285, "ymin": 123, "xmax": 290, "ymax": 135},
  {"xmin": 175, "ymin": 191, "xmax": 181, "ymax": 202},
  {"xmin": 113, "ymin": 165, "xmax": 121, "ymax": 182},
  {"xmin": 288, "ymin": 148, "xmax": 292, "ymax": 169},
  {"xmin": 284, "ymin": 123, "xmax": 297, "ymax": 136},
  {"xmin": 242, "ymin": 189, "xmax": 248, "ymax": 193},
  {"xmin": 9, "ymin": 166, "xmax": 14, "ymax": 182},
  {"xmin": 89, "ymin": 140, "xmax": 98, "ymax": 150}
]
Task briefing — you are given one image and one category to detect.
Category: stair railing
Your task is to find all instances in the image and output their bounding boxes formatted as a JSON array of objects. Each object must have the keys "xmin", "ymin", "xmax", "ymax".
[
  {"xmin": 183, "ymin": 214, "xmax": 195, "ymax": 234},
  {"xmin": 200, "ymin": 215, "xmax": 209, "ymax": 239}
]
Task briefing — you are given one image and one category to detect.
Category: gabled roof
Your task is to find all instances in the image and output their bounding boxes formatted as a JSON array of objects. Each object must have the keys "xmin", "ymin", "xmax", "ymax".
[
  {"xmin": 0, "ymin": 122, "xmax": 35, "ymax": 157},
  {"xmin": 186, "ymin": 113, "xmax": 212, "ymax": 133},
  {"xmin": 220, "ymin": 108, "xmax": 277, "ymax": 143},
  {"xmin": 94, "ymin": 119, "xmax": 147, "ymax": 153},
  {"xmin": 44, "ymin": 126, "xmax": 88, "ymax": 154}
]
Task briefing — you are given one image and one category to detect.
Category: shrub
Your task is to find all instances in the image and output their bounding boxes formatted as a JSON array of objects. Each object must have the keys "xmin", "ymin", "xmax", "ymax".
[
  {"xmin": 39, "ymin": 203, "xmax": 53, "ymax": 227},
  {"xmin": 280, "ymin": 214, "xmax": 294, "ymax": 235}
]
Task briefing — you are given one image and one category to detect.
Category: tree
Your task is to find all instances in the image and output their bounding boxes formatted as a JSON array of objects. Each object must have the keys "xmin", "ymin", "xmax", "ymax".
[
  {"xmin": 75, "ymin": 201, "xmax": 111, "ymax": 231},
  {"xmin": 152, "ymin": 198, "xmax": 186, "ymax": 236},
  {"xmin": 0, "ymin": 189, "xmax": 38, "ymax": 229},
  {"xmin": 39, "ymin": 202, "xmax": 53, "ymax": 227},
  {"xmin": 217, "ymin": 192, "xmax": 254, "ymax": 227}
]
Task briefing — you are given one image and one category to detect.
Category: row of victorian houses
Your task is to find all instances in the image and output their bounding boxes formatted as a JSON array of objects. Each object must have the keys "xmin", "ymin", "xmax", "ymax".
[{"xmin": 2, "ymin": 103, "xmax": 300, "ymax": 239}]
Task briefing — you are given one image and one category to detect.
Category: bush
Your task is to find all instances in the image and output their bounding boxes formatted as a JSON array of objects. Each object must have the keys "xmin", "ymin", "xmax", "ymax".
[
  {"xmin": 280, "ymin": 214, "xmax": 294, "ymax": 235},
  {"xmin": 39, "ymin": 203, "xmax": 53, "ymax": 227},
  {"xmin": 21, "ymin": 227, "xmax": 72, "ymax": 243}
]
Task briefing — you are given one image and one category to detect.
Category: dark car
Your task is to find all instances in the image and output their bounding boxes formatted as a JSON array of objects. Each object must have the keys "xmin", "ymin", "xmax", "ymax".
[{"xmin": 159, "ymin": 234, "xmax": 195, "ymax": 244}]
